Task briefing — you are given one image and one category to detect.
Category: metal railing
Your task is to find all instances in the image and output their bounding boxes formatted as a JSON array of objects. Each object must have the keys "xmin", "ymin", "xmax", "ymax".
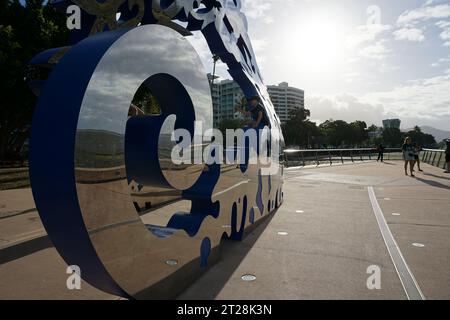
[
  {"xmin": 421, "ymin": 149, "xmax": 447, "ymax": 169},
  {"xmin": 283, "ymin": 148, "xmax": 402, "ymax": 168}
]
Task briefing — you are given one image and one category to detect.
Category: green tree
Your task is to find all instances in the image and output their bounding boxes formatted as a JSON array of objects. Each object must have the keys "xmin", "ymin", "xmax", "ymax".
[
  {"xmin": 367, "ymin": 124, "xmax": 380, "ymax": 133},
  {"xmin": 282, "ymin": 108, "xmax": 319, "ymax": 148},
  {"xmin": 405, "ymin": 126, "xmax": 436, "ymax": 148},
  {"xmin": 349, "ymin": 121, "xmax": 368, "ymax": 146},
  {"xmin": 381, "ymin": 127, "xmax": 404, "ymax": 147},
  {"xmin": 0, "ymin": 0, "xmax": 68, "ymax": 162},
  {"xmin": 318, "ymin": 119, "xmax": 354, "ymax": 147}
]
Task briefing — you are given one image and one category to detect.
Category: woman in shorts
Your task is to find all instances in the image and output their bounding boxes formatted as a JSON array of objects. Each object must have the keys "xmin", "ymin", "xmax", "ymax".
[{"xmin": 402, "ymin": 137, "xmax": 415, "ymax": 177}]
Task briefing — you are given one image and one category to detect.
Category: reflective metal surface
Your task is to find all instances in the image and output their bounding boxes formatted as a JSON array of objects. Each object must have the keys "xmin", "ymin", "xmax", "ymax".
[
  {"xmin": 75, "ymin": 25, "xmax": 215, "ymax": 297},
  {"xmin": 30, "ymin": 1, "xmax": 285, "ymax": 299}
]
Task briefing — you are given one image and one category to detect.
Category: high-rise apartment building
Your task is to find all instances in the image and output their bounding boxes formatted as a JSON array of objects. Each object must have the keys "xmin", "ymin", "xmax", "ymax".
[
  {"xmin": 267, "ymin": 82, "xmax": 305, "ymax": 124},
  {"xmin": 209, "ymin": 77, "xmax": 305, "ymax": 127},
  {"xmin": 382, "ymin": 119, "xmax": 401, "ymax": 129}
]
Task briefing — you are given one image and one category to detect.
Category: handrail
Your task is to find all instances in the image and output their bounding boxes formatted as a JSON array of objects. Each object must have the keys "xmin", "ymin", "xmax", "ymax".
[
  {"xmin": 282, "ymin": 148, "xmax": 402, "ymax": 168},
  {"xmin": 421, "ymin": 148, "xmax": 447, "ymax": 169},
  {"xmin": 285, "ymin": 148, "xmax": 375, "ymax": 153}
]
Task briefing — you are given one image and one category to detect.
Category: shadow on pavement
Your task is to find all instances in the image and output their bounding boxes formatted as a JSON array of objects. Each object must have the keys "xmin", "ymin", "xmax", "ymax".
[
  {"xmin": 422, "ymin": 172, "xmax": 450, "ymax": 181},
  {"xmin": 0, "ymin": 236, "xmax": 53, "ymax": 265},
  {"xmin": 414, "ymin": 177, "xmax": 450, "ymax": 190},
  {"xmin": 178, "ymin": 212, "xmax": 276, "ymax": 300}
]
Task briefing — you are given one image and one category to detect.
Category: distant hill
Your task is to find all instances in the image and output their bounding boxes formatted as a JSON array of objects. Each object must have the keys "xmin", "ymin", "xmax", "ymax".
[
  {"xmin": 421, "ymin": 126, "xmax": 450, "ymax": 143},
  {"xmin": 403, "ymin": 126, "xmax": 450, "ymax": 142}
]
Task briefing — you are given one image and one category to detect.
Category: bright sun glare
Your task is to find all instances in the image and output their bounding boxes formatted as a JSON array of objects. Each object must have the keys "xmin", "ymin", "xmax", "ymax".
[{"xmin": 287, "ymin": 13, "xmax": 347, "ymax": 79}]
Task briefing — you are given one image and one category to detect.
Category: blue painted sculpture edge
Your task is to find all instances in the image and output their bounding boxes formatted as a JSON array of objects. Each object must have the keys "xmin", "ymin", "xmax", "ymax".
[{"xmin": 29, "ymin": 29, "xmax": 132, "ymax": 297}]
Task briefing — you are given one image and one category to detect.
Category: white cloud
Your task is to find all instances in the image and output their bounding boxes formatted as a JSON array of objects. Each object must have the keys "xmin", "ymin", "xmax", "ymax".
[
  {"xmin": 436, "ymin": 20, "xmax": 450, "ymax": 44},
  {"xmin": 362, "ymin": 70, "xmax": 450, "ymax": 128},
  {"xmin": 430, "ymin": 55, "xmax": 450, "ymax": 67},
  {"xmin": 346, "ymin": 24, "xmax": 392, "ymax": 49},
  {"xmin": 345, "ymin": 24, "xmax": 392, "ymax": 62},
  {"xmin": 241, "ymin": 0, "xmax": 274, "ymax": 24},
  {"xmin": 308, "ymin": 70, "xmax": 450, "ymax": 130},
  {"xmin": 436, "ymin": 20, "xmax": 450, "ymax": 28},
  {"xmin": 359, "ymin": 40, "xmax": 391, "ymax": 60},
  {"xmin": 393, "ymin": 27, "xmax": 426, "ymax": 42},
  {"xmin": 397, "ymin": 4, "xmax": 450, "ymax": 25},
  {"xmin": 307, "ymin": 94, "xmax": 391, "ymax": 126}
]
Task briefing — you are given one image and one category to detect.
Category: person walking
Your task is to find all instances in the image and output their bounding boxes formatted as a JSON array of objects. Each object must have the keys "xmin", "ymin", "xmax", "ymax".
[
  {"xmin": 413, "ymin": 143, "xmax": 423, "ymax": 172},
  {"xmin": 445, "ymin": 139, "xmax": 450, "ymax": 174},
  {"xmin": 377, "ymin": 144, "xmax": 385, "ymax": 162},
  {"xmin": 402, "ymin": 137, "xmax": 415, "ymax": 177}
]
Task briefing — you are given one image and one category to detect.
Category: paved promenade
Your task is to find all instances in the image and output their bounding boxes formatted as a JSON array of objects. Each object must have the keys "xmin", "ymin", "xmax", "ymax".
[{"xmin": 1, "ymin": 161, "xmax": 449, "ymax": 299}]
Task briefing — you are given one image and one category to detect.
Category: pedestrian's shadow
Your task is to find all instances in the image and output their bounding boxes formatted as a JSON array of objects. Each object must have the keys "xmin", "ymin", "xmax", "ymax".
[
  {"xmin": 382, "ymin": 161, "xmax": 396, "ymax": 166},
  {"xmin": 414, "ymin": 176, "xmax": 450, "ymax": 190},
  {"xmin": 422, "ymin": 172, "xmax": 450, "ymax": 181}
]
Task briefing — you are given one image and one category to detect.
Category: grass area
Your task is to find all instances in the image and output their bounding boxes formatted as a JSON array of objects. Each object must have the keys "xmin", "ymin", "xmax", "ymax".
[{"xmin": 0, "ymin": 168, "xmax": 30, "ymax": 190}]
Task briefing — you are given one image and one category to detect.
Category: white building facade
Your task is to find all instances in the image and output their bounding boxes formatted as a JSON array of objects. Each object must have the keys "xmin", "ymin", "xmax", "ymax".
[
  {"xmin": 267, "ymin": 82, "xmax": 305, "ymax": 124},
  {"xmin": 210, "ymin": 77, "xmax": 305, "ymax": 127}
]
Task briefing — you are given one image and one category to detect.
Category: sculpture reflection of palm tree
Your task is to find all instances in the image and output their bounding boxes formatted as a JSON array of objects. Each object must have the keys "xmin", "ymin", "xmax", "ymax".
[
  {"xmin": 234, "ymin": 95, "xmax": 247, "ymax": 115},
  {"xmin": 131, "ymin": 85, "xmax": 161, "ymax": 116}
]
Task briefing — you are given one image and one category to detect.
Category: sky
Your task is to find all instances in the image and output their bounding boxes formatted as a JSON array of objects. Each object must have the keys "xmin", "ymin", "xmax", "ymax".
[{"xmin": 186, "ymin": 0, "xmax": 450, "ymax": 131}]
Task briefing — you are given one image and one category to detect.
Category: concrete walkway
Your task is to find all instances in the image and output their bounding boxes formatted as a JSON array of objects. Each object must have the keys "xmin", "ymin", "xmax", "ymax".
[{"xmin": 0, "ymin": 162, "xmax": 449, "ymax": 299}]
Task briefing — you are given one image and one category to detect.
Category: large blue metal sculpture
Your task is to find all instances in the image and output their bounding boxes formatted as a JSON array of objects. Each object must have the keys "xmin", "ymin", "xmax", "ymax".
[{"xmin": 28, "ymin": 0, "xmax": 284, "ymax": 299}]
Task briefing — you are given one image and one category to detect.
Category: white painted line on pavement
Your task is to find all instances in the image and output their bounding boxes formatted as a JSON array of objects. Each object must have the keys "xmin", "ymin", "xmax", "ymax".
[{"xmin": 367, "ymin": 186, "xmax": 425, "ymax": 300}]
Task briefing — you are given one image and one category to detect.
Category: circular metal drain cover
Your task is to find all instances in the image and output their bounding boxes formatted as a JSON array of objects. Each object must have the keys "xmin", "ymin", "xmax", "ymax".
[
  {"xmin": 165, "ymin": 259, "xmax": 178, "ymax": 266},
  {"xmin": 241, "ymin": 274, "xmax": 256, "ymax": 282}
]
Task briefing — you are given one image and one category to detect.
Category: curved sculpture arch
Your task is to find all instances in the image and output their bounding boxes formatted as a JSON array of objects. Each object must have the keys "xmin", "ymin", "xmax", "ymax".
[{"xmin": 28, "ymin": 0, "xmax": 284, "ymax": 299}]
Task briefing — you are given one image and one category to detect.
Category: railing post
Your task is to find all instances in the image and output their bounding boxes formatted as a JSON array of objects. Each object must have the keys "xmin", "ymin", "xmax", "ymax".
[
  {"xmin": 340, "ymin": 150, "xmax": 344, "ymax": 164},
  {"xmin": 302, "ymin": 151, "xmax": 305, "ymax": 167},
  {"xmin": 431, "ymin": 152, "xmax": 437, "ymax": 166},
  {"xmin": 316, "ymin": 151, "xmax": 319, "ymax": 166},
  {"xmin": 437, "ymin": 152, "xmax": 443, "ymax": 168},
  {"xmin": 368, "ymin": 150, "xmax": 371, "ymax": 160},
  {"xmin": 427, "ymin": 151, "xmax": 433, "ymax": 163},
  {"xmin": 328, "ymin": 151, "xmax": 332, "ymax": 165},
  {"xmin": 350, "ymin": 150, "xmax": 354, "ymax": 162},
  {"xmin": 359, "ymin": 150, "xmax": 363, "ymax": 162}
]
